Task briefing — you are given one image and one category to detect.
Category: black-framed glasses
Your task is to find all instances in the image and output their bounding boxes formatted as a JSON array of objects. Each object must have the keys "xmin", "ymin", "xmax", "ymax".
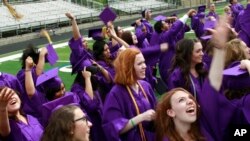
[{"xmin": 74, "ymin": 116, "xmax": 88, "ymax": 125}]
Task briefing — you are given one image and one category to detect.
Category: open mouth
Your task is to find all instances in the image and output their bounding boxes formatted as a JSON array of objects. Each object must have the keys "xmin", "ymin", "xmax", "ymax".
[
  {"xmin": 9, "ymin": 99, "xmax": 17, "ymax": 105},
  {"xmin": 186, "ymin": 107, "xmax": 195, "ymax": 114}
]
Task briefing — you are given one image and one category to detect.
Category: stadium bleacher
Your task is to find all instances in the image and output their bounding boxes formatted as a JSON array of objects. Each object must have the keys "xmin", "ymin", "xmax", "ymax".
[{"xmin": 0, "ymin": 0, "xmax": 178, "ymax": 38}]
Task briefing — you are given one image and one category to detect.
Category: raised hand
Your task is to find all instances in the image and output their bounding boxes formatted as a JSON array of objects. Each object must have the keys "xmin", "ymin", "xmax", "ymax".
[
  {"xmin": 81, "ymin": 67, "xmax": 91, "ymax": 79},
  {"xmin": 0, "ymin": 87, "xmax": 15, "ymax": 110},
  {"xmin": 65, "ymin": 12, "xmax": 75, "ymax": 20}
]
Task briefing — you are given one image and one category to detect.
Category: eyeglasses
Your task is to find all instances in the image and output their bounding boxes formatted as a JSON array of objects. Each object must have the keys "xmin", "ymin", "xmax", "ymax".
[{"xmin": 74, "ymin": 116, "xmax": 88, "ymax": 125}]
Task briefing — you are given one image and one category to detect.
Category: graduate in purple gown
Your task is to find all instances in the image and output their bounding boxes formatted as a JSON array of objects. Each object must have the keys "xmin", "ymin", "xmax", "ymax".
[
  {"xmin": 198, "ymin": 20, "xmax": 247, "ymax": 141},
  {"xmin": 229, "ymin": 0, "xmax": 244, "ymax": 27},
  {"xmin": 168, "ymin": 39, "xmax": 207, "ymax": 97},
  {"xmin": 155, "ymin": 88, "xmax": 213, "ymax": 141},
  {"xmin": 191, "ymin": 12, "xmax": 205, "ymax": 39},
  {"xmin": 0, "ymin": 87, "xmax": 43, "ymax": 141},
  {"xmin": 71, "ymin": 67, "xmax": 106, "ymax": 141},
  {"xmin": 235, "ymin": 1, "xmax": 250, "ymax": 47},
  {"xmin": 141, "ymin": 9, "xmax": 153, "ymax": 41},
  {"xmin": 41, "ymin": 105, "xmax": 92, "ymax": 141},
  {"xmin": 16, "ymin": 44, "xmax": 48, "ymax": 116},
  {"xmin": 152, "ymin": 9, "xmax": 195, "ymax": 84},
  {"xmin": 65, "ymin": 12, "xmax": 94, "ymax": 75},
  {"xmin": 206, "ymin": 3, "xmax": 219, "ymax": 20},
  {"xmin": 103, "ymin": 48, "xmax": 157, "ymax": 141}
]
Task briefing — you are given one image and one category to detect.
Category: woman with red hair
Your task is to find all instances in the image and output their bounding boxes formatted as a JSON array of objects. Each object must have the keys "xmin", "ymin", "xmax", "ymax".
[{"xmin": 102, "ymin": 48, "xmax": 157, "ymax": 141}]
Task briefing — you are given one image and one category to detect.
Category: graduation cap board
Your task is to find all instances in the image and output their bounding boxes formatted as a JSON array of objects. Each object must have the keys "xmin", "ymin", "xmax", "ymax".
[
  {"xmin": 153, "ymin": 15, "xmax": 167, "ymax": 21},
  {"xmin": 223, "ymin": 65, "xmax": 248, "ymax": 76},
  {"xmin": 99, "ymin": 7, "xmax": 117, "ymax": 25},
  {"xmin": 88, "ymin": 28, "xmax": 103, "ymax": 40},
  {"xmin": 46, "ymin": 44, "xmax": 59, "ymax": 66},
  {"xmin": 41, "ymin": 94, "xmax": 79, "ymax": 126},
  {"xmin": 198, "ymin": 5, "xmax": 206, "ymax": 13},
  {"xmin": 71, "ymin": 57, "xmax": 92, "ymax": 74},
  {"xmin": 36, "ymin": 67, "xmax": 59, "ymax": 86}
]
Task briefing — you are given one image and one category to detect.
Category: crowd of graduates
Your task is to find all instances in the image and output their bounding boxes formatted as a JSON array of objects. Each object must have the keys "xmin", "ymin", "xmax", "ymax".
[{"xmin": 1, "ymin": 0, "xmax": 250, "ymax": 140}]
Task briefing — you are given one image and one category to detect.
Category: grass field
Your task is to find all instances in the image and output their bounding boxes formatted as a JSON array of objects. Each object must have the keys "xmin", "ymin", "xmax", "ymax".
[{"xmin": 0, "ymin": 1, "xmax": 247, "ymax": 91}]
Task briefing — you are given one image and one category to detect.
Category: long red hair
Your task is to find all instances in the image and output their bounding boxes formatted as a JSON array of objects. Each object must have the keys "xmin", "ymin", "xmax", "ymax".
[
  {"xmin": 114, "ymin": 48, "xmax": 141, "ymax": 85},
  {"xmin": 155, "ymin": 88, "xmax": 205, "ymax": 141}
]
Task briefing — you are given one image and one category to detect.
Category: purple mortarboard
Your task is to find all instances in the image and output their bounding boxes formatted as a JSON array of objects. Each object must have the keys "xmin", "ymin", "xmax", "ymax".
[
  {"xmin": 153, "ymin": 15, "xmax": 167, "ymax": 21},
  {"xmin": 72, "ymin": 58, "xmax": 92, "ymax": 74},
  {"xmin": 36, "ymin": 67, "xmax": 59, "ymax": 86},
  {"xmin": 88, "ymin": 28, "xmax": 103, "ymax": 40},
  {"xmin": 204, "ymin": 20, "xmax": 216, "ymax": 30},
  {"xmin": 200, "ymin": 35, "xmax": 212, "ymax": 40},
  {"xmin": 99, "ymin": 7, "xmax": 117, "ymax": 25},
  {"xmin": 46, "ymin": 44, "xmax": 59, "ymax": 66},
  {"xmin": 223, "ymin": 65, "xmax": 248, "ymax": 76},
  {"xmin": 41, "ymin": 94, "xmax": 79, "ymax": 126},
  {"xmin": 198, "ymin": 5, "xmax": 206, "ymax": 13}
]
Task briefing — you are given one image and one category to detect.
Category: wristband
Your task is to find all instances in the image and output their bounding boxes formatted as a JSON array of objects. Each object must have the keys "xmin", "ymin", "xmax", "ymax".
[{"xmin": 130, "ymin": 119, "xmax": 135, "ymax": 127}]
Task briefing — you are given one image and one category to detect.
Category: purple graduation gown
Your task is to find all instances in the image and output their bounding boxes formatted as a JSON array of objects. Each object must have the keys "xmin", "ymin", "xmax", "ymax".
[
  {"xmin": 71, "ymin": 83, "xmax": 106, "ymax": 141},
  {"xmin": 141, "ymin": 19, "xmax": 153, "ymax": 41},
  {"xmin": 167, "ymin": 67, "xmax": 205, "ymax": 97},
  {"xmin": 1, "ymin": 115, "xmax": 43, "ymax": 141},
  {"xmin": 191, "ymin": 15, "xmax": 205, "ymax": 39},
  {"xmin": 158, "ymin": 20, "xmax": 184, "ymax": 84},
  {"xmin": 135, "ymin": 24, "xmax": 151, "ymax": 49},
  {"xmin": 235, "ymin": 3, "xmax": 250, "ymax": 47},
  {"xmin": 68, "ymin": 37, "xmax": 93, "ymax": 73},
  {"xmin": 230, "ymin": 2, "xmax": 244, "ymax": 27},
  {"xmin": 198, "ymin": 79, "xmax": 237, "ymax": 141},
  {"xmin": 96, "ymin": 60, "xmax": 115, "ymax": 102},
  {"xmin": 102, "ymin": 80, "xmax": 157, "ymax": 141}
]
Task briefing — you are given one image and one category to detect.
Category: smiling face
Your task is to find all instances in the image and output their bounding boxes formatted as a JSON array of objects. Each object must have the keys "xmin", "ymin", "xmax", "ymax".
[
  {"xmin": 167, "ymin": 91, "xmax": 197, "ymax": 124},
  {"xmin": 73, "ymin": 108, "xmax": 92, "ymax": 141},
  {"xmin": 191, "ymin": 42, "xmax": 203, "ymax": 65},
  {"xmin": 134, "ymin": 53, "xmax": 146, "ymax": 80},
  {"xmin": 7, "ymin": 92, "xmax": 21, "ymax": 116}
]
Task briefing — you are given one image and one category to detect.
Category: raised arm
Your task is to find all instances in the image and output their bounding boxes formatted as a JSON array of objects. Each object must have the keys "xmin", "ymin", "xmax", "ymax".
[
  {"xmin": 107, "ymin": 24, "xmax": 130, "ymax": 48},
  {"xmin": 65, "ymin": 12, "xmax": 81, "ymax": 40},
  {"xmin": 25, "ymin": 56, "xmax": 36, "ymax": 98},
  {"xmin": 36, "ymin": 47, "xmax": 47, "ymax": 76},
  {"xmin": 208, "ymin": 16, "xmax": 230, "ymax": 91},
  {"xmin": 0, "ymin": 87, "xmax": 14, "ymax": 137},
  {"xmin": 82, "ymin": 67, "xmax": 94, "ymax": 100}
]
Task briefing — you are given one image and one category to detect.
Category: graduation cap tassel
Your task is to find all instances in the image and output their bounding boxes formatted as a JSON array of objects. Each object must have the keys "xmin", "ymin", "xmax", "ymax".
[
  {"xmin": 40, "ymin": 29, "xmax": 52, "ymax": 44},
  {"xmin": 3, "ymin": 0, "xmax": 23, "ymax": 20}
]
